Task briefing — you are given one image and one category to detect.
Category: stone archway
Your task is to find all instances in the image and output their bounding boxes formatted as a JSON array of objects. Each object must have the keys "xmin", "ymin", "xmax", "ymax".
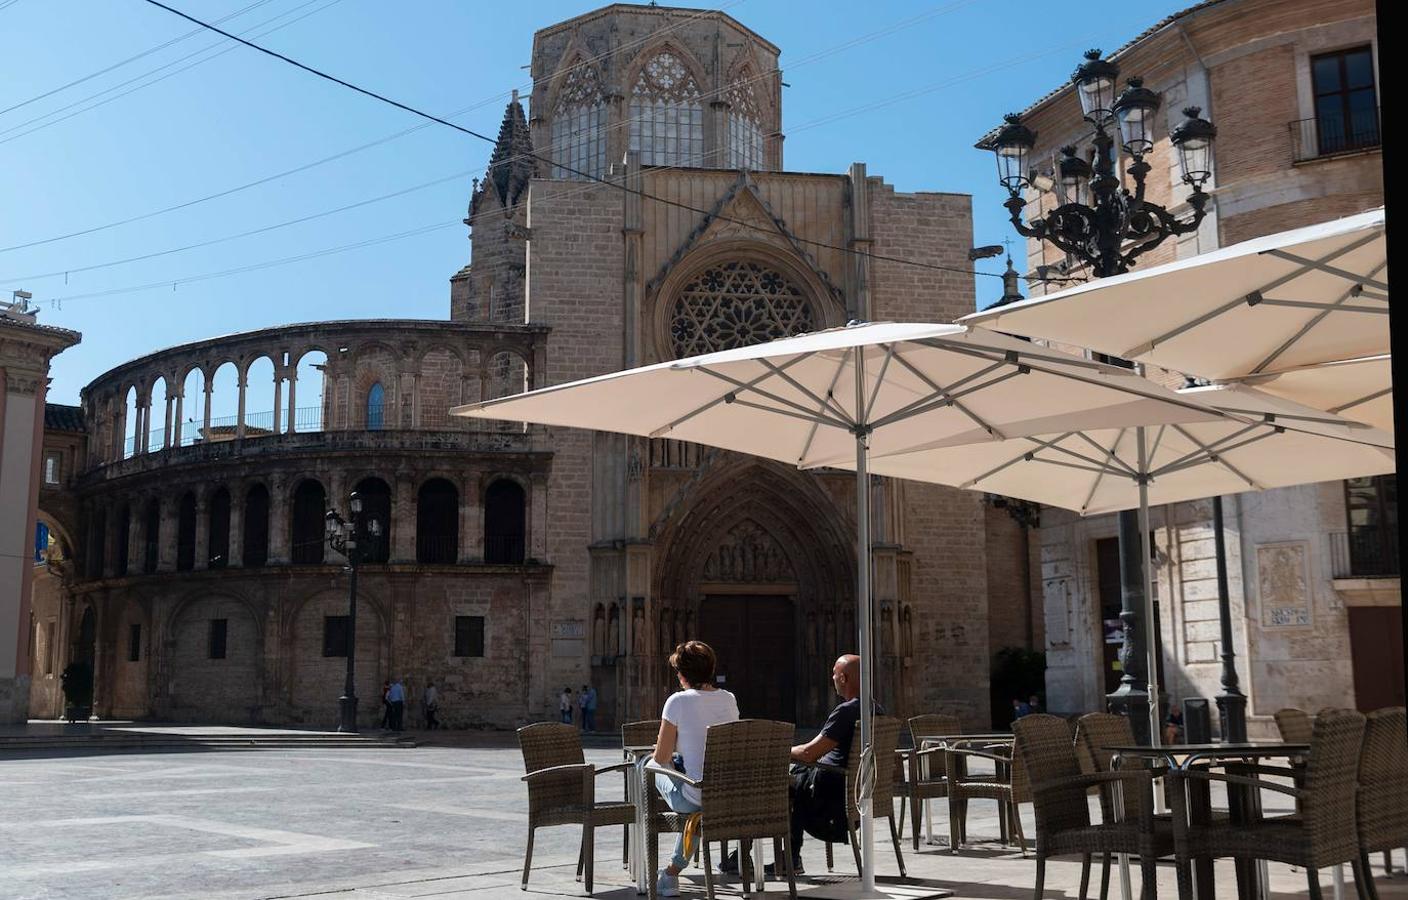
[{"xmin": 653, "ymin": 459, "xmax": 854, "ymax": 725}]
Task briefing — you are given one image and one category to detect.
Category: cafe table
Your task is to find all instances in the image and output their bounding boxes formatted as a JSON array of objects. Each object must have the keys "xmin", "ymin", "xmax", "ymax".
[
  {"xmin": 623, "ymin": 744, "xmax": 655, "ymax": 894},
  {"xmin": 1104, "ymin": 742, "xmax": 1309, "ymax": 900},
  {"xmin": 912, "ymin": 733, "xmax": 1014, "ymax": 847}
]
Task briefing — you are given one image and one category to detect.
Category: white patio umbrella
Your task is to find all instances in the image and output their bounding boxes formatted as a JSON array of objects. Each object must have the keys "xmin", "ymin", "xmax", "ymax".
[
  {"xmin": 962, "ymin": 207, "xmax": 1388, "ymax": 380},
  {"xmin": 1231, "ymin": 354, "xmax": 1393, "ymax": 433},
  {"xmin": 832, "ymin": 383, "xmax": 1394, "ymax": 746},
  {"xmin": 452, "ymin": 321, "xmax": 1229, "ymax": 895}
]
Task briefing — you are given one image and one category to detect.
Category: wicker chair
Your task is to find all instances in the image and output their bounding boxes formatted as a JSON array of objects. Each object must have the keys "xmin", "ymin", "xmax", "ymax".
[
  {"xmin": 1015, "ymin": 714, "xmax": 1171, "ymax": 900},
  {"xmin": 812, "ymin": 715, "xmax": 907, "ymax": 877},
  {"xmin": 1168, "ymin": 707, "xmax": 1369, "ymax": 900},
  {"xmin": 518, "ymin": 722, "xmax": 635, "ymax": 894},
  {"xmin": 645, "ymin": 719, "xmax": 795, "ymax": 900},
  {"xmin": 896, "ymin": 714, "xmax": 961, "ymax": 848},
  {"xmin": 1357, "ymin": 707, "xmax": 1408, "ymax": 900},
  {"xmin": 1275, "ymin": 707, "xmax": 1315, "ymax": 743},
  {"xmin": 620, "ymin": 720, "xmax": 662, "ymax": 870},
  {"xmin": 943, "ymin": 734, "xmax": 1029, "ymax": 855}
]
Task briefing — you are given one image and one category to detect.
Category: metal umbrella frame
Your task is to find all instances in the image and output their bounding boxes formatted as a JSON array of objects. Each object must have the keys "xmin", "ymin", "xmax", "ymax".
[{"xmin": 453, "ymin": 321, "xmax": 1234, "ymax": 893}]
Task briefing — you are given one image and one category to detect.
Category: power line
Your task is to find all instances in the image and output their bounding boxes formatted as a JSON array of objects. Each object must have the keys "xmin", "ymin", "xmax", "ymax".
[
  {"xmin": 0, "ymin": 0, "xmax": 343, "ymax": 144},
  {"xmin": 0, "ymin": 0, "xmax": 276, "ymax": 118},
  {"xmin": 0, "ymin": 0, "xmax": 740, "ymax": 254},
  {"xmin": 138, "ymin": 0, "xmax": 1002, "ymax": 281}
]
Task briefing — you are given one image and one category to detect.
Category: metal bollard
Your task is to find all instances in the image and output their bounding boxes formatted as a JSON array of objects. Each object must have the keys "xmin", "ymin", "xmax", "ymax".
[{"xmin": 1184, "ymin": 697, "xmax": 1212, "ymax": 743}]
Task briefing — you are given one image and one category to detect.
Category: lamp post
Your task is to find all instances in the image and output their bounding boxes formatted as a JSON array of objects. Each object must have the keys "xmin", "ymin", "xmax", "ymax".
[
  {"xmin": 987, "ymin": 49, "xmax": 1223, "ymax": 744},
  {"xmin": 325, "ymin": 491, "xmax": 383, "ymax": 733}
]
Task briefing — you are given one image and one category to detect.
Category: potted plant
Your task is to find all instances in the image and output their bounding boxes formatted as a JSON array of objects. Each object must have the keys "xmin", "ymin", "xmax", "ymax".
[{"xmin": 60, "ymin": 660, "xmax": 94, "ymax": 722}]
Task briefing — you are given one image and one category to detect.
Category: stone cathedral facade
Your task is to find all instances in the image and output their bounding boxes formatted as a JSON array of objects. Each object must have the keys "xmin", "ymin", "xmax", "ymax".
[{"xmin": 25, "ymin": 4, "xmax": 1037, "ymax": 730}]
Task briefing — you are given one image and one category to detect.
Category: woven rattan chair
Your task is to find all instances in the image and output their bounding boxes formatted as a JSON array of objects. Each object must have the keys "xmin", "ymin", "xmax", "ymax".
[
  {"xmin": 1357, "ymin": 707, "xmax": 1408, "ymax": 900},
  {"xmin": 518, "ymin": 722, "xmax": 634, "ymax": 894},
  {"xmin": 1016, "ymin": 714, "xmax": 1171, "ymax": 900},
  {"xmin": 813, "ymin": 715, "xmax": 907, "ymax": 876},
  {"xmin": 645, "ymin": 719, "xmax": 796, "ymax": 900},
  {"xmin": 620, "ymin": 720, "xmax": 662, "ymax": 870},
  {"xmin": 1072, "ymin": 712, "xmax": 1145, "ymax": 900},
  {"xmin": 1275, "ymin": 707, "xmax": 1315, "ymax": 743},
  {"xmin": 1168, "ymin": 707, "xmax": 1369, "ymax": 900},
  {"xmin": 896, "ymin": 714, "xmax": 961, "ymax": 848},
  {"xmin": 943, "ymin": 734, "xmax": 1028, "ymax": 855}
]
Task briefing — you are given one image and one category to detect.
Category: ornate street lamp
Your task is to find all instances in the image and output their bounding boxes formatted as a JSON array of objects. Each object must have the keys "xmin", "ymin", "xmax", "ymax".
[
  {"xmin": 325, "ymin": 491, "xmax": 384, "ymax": 733},
  {"xmin": 986, "ymin": 51, "xmax": 1232, "ymax": 745},
  {"xmin": 991, "ymin": 50, "xmax": 1216, "ymax": 279}
]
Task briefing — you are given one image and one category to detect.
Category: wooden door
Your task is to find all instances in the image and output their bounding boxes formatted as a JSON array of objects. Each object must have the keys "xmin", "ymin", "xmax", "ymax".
[
  {"xmin": 1349, "ymin": 607, "xmax": 1405, "ymax": 711},
  {"xmin": 699, "ymin": 595, "xmax": 796, "ymax": 722}
]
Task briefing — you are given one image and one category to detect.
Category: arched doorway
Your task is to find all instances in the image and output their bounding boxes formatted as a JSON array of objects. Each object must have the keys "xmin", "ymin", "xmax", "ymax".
[
  {"xmin": 67, "ymin": 605, "xmax": 97, "ymax": 719},
  {"xmin": 653, "ymin": 461, "xmax": 854, "ymax": 725}
]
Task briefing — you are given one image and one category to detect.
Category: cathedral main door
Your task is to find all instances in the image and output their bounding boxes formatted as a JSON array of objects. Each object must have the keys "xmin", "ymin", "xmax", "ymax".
[{"xmin": 699, "ymin": 595, "xmax": 796, "ymax": 723}]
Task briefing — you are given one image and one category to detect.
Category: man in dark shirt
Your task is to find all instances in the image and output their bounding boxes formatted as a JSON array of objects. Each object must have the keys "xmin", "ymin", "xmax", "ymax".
[{"xmin": 724, "ymin": 653, "xmax": 866, "ymax": 876}]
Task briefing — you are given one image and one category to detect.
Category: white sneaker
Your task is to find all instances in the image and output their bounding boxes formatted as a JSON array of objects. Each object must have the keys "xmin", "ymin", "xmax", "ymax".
[{"xmin": 656, "ymin": 868, "xmax": 681, "ymax": 897}]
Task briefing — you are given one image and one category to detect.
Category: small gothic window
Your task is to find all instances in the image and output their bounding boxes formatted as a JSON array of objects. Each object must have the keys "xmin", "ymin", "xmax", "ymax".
[
  {"xmin": 176, "ymin": 491, "xmax": 197, "ymax": 572},
  {"xmin": 484, "ymin": 479, "xmax": 526, "ymax": 564},
  {"xmin": 44, "ymin": 452, "xmax": 60, "ymax": 485},
  {"xmin": 208, "ymin": 487, "xmax": 231, "ymax": 569},
  {"xmin": 669, "ymin": 261, "xmax": 816, "ymax": 358},
  {"xmin": 34, "ymin": 522, "xmax": 50, "ymax": 566},
  {"xmin": 550, "ymin": 57, "xmax": 608, "ymax": 180},
  {"xmin": 243, "ymin": 484, "xmax": 270, "ymax": 567},
  {"xmin": 128, "ymin": 623, "xmax": 142, "ymax": 663},
  {"xmin": 629, "ymin": 49, "xmax": 704, "ymax": 167},
  {"xmin": 726, "ymin": 67, "xmax": 767, "ymax": 170},
  {"xmin": 290, "ymin": 479, "xmax": 327, "ymax": 564},
  {"xmin": 417, "ymin": 478, "xmax": 459, "ymax": 564},
  {"xmin": 366, "ymin": 382, "xmax": 385, "ymax": 431}
]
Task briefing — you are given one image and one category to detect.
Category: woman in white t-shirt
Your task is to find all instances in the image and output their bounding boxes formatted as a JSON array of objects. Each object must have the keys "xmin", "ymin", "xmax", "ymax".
[{"xmin": 651, "ymin": 640, "xmax": 739, "ymax": 897}]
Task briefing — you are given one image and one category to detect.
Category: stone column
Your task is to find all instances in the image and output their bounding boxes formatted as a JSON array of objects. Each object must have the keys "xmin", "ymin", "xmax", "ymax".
[
  {"xmin": 529, "ymin": 473, "xmax": 548, "ymax": 562},
  {"xmin": 112, "ymin": 398, "xmax": 126, "ymax": 461},
  {"xmin": 138, "ymin": 390, "xmax": 151, "ymax": 453},
  {"xmin": 272, "ymin": 370, "xmax": 284, "ymax": 437},
  {"xmin": 227, "ymin": 482, "xmax": 245, "ymax": 568},
  {"xmin": 163, "ymin": 391, "xmax": 174, "ymax": 449},
  {"xmin": 410, "ymin": 373, "xmax": 421, "ymax": 429},
  {"xmin": 460, "ymin": 474, "xmax": 483, "ymax": 563},
  {"xmin": 392, "ymin": 475, "xmax": 416, "ymax": 562},
  {"xmin": 156, "ymin": 495, "xmax": 177, "ymax": 573},
  {"xmin": 236, "ymin": 374, "xmax": 248, "ymax": 440},
  {"xmin": 172, "ymin": 389, "xmax": 184, "ymax": 448},
  {"xmin": 194, "ymin": 487, "xmax": 210, "ymax": 571},
  {"xmin": 0, "ymin": 366, "xmax": 46, "ymax": 721},
  {"xmin": 267, "ymin": 476, "xmax": 290, "ymax": 565},
  {"xmin": 126, "ymin": 503, "xmax": 142, "ymax": 575},
  {"xmin": 202, "ymin": 381, "xmax": 213, "ymax": 441},
  {"xmin": 285, "ymin": 372, "xmax": 298, "ymax": 434}
]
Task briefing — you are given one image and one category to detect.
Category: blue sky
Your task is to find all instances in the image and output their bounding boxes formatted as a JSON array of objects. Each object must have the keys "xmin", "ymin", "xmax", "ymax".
[{"xmin": 1, "ymin": 0, "xmax": 1189, "ymax": 406}]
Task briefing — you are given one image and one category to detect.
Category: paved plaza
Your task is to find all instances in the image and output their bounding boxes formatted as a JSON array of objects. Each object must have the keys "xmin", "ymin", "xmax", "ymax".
[{"xmin": 1, "ymin": 739, "xmax": 1403, "ymax": 899}]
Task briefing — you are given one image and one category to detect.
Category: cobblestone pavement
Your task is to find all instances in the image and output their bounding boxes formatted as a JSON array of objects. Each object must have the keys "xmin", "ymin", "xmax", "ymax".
[{"xmin": 2, "ymin": 741, "xmax": 1404, "ymax": 899}]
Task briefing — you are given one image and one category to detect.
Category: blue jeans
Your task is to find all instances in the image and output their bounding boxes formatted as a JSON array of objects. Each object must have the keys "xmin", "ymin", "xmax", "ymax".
[{"xmin": 654, "ymin": 771, "xmax": 700, "ymax": 870}]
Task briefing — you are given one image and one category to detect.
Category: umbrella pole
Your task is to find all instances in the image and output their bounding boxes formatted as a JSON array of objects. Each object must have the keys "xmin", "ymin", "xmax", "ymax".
[
  {"xmin": 854, "ymin": 348, "xmax": 877, "ymax": 894},
  {"xmin": 1137, "ymin": 426, "xmax": 1162, "ymax": 748}
]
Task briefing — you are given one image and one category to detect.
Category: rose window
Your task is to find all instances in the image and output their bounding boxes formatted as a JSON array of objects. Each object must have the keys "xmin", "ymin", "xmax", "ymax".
[{"xmin": 669, "ymin": 261, "xmax": 816, "ymax": 357}]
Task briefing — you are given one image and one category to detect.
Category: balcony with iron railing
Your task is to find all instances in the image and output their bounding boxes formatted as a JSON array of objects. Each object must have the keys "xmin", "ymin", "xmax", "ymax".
[
  {"xmin": 1329, "ymin": 524, "xmax": 1399, "ymax": 579},
  {"xmin": 1291, "ymin": 107, "xmax": 1381, "ymax": 163}
]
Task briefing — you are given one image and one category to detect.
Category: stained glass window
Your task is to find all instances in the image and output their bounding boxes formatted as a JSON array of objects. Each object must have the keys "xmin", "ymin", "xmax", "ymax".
[
  {"xmin": 366, "ymin": 382, "xmax": 384, "ymax": 430},
  {"xmin": 629, "ymin": 50, "xmax": 704, "ymax": 168},
  {"xmin": 669, "ymin": 261, "xmax": 815, "ymax": 358},
  {"xmin": 550, "ymin": 59, "xmax": 607, "ymax": 180}
]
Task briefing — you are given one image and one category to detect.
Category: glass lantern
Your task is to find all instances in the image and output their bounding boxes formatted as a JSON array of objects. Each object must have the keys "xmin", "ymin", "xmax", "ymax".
[
  {"xmin": 1113, "ymin": 77, "xmax": 1160, "ymax": 157},
  {"xmin": 993, "ymin": 113, "xmax": 1038, "ymax": 194},
  {"xmin": 1073, "ymin": 49, "xmax": 1120, "ymax": 125},
  {"xmin": 1170, "ymin": 106, "xmax": 1217, "ymax": 189}
]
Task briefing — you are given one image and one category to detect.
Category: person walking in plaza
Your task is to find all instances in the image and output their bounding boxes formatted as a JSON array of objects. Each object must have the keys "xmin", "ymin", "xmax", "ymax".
[
  {"xmin": 725, "ymin": 653, "xmax": 865, "ymax": 877},
  {"xmin": 580, "ymin": 682, "xmax": 597, "ymax": 732},
  {"xmin": 379, "ymin": 680, "xmax": 391, "ymax": 730},
  {"xmin": 559, "ymin": 686, "xmax": 574, "ymax": 725},
  {"xmin": 422, "ymin": 679, "xmax": 440, "ymax": 731},
  {"xmin": 386, "ymin": 677, "xmax": 406, "ymax": 732},
  {"xmin": 650, "ymin": 641, "xmax": 739, "ymax": 897}
]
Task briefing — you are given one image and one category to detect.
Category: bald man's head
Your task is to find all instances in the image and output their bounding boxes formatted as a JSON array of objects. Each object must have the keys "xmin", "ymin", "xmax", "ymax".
[{"xmin": 831, "ymin": 654, "xmax": 861, "ymax": 700}]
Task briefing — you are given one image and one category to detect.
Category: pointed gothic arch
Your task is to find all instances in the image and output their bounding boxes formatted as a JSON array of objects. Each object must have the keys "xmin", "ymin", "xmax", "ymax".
[
  {"xmin": 625, "ymin": 42, "xmax": 706, "ymax": 168},
  {"xmin": 546, "ymin": 53, "xmax": 607, "ymax": 180}
]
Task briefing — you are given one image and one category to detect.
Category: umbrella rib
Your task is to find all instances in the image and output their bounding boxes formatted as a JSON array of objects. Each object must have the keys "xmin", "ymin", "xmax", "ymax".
[
  {"xmin": 650, "ymin": 354, "xmax": 814, "ymax": 437},
  {"xmin": 1262, "ymin": 248, "xmax": 1390, "ymax": 292},
  {"xmin": 863, "ymin": 344, "xmax": 897, "ymax": 426},
  {"xmin": 1124, "ymin": 233, "xmax": 1382, "ymax": 359},
  {"xmin": 1080, "ymin": 427, "xmax": 1127, "ymax": 512},
  {"xmin": 1075, "ymin": 431, "xmax": 1141, "ymax": 479},
  {"xmin": 795, "ymin": 354, "xmax": 854, "ymax": 467},
  {"xmin": 1252, "ymin": 299, "xmax": 1387, "ymax": 314},
  {"xmin": 1212, "ymin": 406, "xmax": 1370, "ymax": 428},
  {"xmin": 1161, "ymin": 424, "xmax": 1265, "ymax": 489},
  {"xmin": 694, "ymin": 365, "xmax": 855, "ymax": 430},
  {"xmin": 722, "ymin": 395, "xmax": 856, "ymax": 431},
  {"xmin": 1153, "ymin": 422, "xmax": 1263, "ymax": 473},
  {"xmin": 1329, "ymin": 386, "xmax": 1393, "ymax": 415},
  {"xmin": 759, "ymin": 359, "xmax": 858, "ymax": 427},
  {"xmin": 919, "ymin": 336, "xmax": 1112, "ymax": 371},
  {"xmin": 882, "ymin": 352, "xmax": 1007, "ymax": 438},
  {"xmin": 868, "ymin": 368, "xmax": 1025, "ymax": 432},
  {"xmin": 1251, "ymin": 260, "xmax": 1390, "ymax": 374},
  {"xmin": 1147, "ymin": 424, "xmax": 1169, "ymax": 463},
  {"xmin": 957, "ymin": 432, "xmax": 1077, "ymax": 489}
]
